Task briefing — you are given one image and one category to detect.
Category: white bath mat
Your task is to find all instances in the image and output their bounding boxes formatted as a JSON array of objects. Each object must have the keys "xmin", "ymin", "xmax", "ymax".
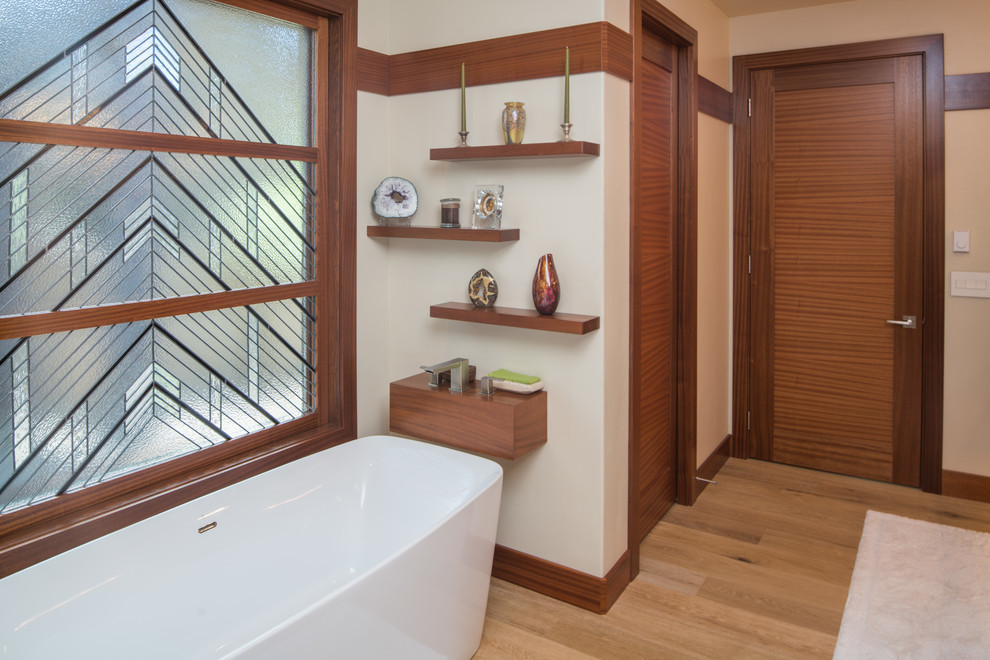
[{"xmin": 833, "ymin": 510, "xmax": 990, "ymax": 659}]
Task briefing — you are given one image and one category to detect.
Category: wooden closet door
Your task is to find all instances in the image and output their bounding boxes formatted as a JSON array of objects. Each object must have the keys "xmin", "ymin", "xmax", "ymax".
[
  {"xmin": 749, "ymin": 56, "xmax": 924, "ymax": 485},
  {"xmin": 633, "ymin": 31, "xmax": 677, "ymax": 540}
]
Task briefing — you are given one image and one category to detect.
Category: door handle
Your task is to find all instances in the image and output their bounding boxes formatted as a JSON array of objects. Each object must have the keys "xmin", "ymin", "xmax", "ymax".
[{"xmin": 885, "ymin": 315, "xmax": 917, "ymax": 329}]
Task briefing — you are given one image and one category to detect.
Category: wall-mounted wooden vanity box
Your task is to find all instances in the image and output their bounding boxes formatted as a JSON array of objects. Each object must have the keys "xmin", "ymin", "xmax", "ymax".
[{"xmin": 389, "ymin": 373, "xmax": 547, "ymax": 460}]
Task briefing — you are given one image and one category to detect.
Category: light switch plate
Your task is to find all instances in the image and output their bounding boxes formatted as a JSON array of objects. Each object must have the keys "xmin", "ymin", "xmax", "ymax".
[
  {"xmin": 950, "ymin": 271, "xmax": 990, "ymax": 298},
  {"xmin": 953, "ymin": 230, "xmax": 970, "ymax": 253}
]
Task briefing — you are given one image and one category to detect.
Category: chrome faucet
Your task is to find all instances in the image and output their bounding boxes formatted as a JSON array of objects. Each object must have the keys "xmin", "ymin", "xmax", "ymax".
[{"xmin": 420, "ymin": 357, "xmax": 471, "ymax": 392}]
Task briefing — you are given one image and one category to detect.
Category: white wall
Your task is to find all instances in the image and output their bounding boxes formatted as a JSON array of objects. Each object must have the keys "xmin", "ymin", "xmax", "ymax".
[
  {"xmin": 356, "ymin": 0, "xmax": 630, "ymax": 577},
  {"xmin": 730, "ymin": 0, "xmax": 990, "ymax": 478}
]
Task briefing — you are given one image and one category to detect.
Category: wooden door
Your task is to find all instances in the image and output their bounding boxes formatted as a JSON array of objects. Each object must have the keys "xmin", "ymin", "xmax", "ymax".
[
  {"xmin": 633, "ymin": 30, "xmax": 677, "ymax": 540},
  {"xmin": 749, "ymin": 56, "xmax": 924, "ymax": 485}
]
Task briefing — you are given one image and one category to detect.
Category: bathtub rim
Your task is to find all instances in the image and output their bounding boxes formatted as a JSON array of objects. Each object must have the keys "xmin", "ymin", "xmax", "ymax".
[{"xmin": 223, "ymin": 435, "xmax": 503, "ymax": 658}]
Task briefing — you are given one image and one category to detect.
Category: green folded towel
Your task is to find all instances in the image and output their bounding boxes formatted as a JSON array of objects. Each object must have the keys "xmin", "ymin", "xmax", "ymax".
[{"xmin": 488, "ymin": 369, "xmax": 541, "ymax": 385}]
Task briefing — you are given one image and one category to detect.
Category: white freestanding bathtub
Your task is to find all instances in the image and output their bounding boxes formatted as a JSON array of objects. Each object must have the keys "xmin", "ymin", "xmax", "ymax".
[{"xmin": 0, "ymin": 435, "xmax": 503, "ymax": 659}]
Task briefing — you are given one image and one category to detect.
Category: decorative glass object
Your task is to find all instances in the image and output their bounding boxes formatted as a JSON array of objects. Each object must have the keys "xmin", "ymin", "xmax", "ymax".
[
  {"xmin": 472, "ymin": 185, "xmax": 503, "ymax": 229},
  {"xmin": 532, "ymin": 253, "xmax": 560, "ymax": 315},
  {"xmin": 501, "ymin": 102, "xmax": 526, "ymax": 145},
  {"xmin": 468, "ymin": 268, "xmax": 498, "ymax": 308}
]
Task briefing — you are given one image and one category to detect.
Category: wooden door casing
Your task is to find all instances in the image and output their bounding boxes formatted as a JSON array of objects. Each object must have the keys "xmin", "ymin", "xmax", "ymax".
[
  {"xmin": 732, "ymin": 36, "xmax": 944, "ymax": 491},
  {"xmin": 629, "ymin": 0, "xmax": 699, "ymax": 581}
]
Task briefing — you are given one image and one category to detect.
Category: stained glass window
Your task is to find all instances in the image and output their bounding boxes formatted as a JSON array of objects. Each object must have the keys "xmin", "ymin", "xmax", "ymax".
[{"xmin": 0, "ymin": 0, "xmax": 321, "ymax": 514}]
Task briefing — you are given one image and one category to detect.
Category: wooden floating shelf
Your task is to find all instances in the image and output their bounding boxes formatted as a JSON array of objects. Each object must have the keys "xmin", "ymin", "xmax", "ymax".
[
  {"xmin": 430, "ymin": 301, "xmax": 600, "ymax": 335},
  {"xmin": 390, "ymin": 373, "xmax": 547, "ymax": 460},
  {"xmin": 366, "ymin": 225, "xmax": 519, "ymax": 242},
  {"xmin": 430, "ymin": 141, "xmax": 600, "ymax": 161}
]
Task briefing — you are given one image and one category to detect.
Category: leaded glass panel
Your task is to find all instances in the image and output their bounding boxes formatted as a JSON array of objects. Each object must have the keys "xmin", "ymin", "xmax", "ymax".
[
  {"xmin": 0, "ymin": 0, "xmax": 319, "ymax": 512},
  {"xmin": 0, "ymin": 299, "xmax": 315, "ymax": 513},
  {"xmin": 0, "ymin": 0, "xmax": 313, "ymax": 147},
  {"xmin": 0, "ymin": 144, "xmax": 314, "ymax": 316}
]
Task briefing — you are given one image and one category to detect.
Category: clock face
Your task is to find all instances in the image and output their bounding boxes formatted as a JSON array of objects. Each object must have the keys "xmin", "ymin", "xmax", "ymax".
[{"xmin": 480, "ymin": 192, "xmax": 497, "ymax": 216}]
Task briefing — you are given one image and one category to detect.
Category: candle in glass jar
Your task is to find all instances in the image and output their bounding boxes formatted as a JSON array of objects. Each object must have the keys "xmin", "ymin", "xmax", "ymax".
[{"xmin": 440, "ymin": 198, "xmax": 461, "ymax": 228}]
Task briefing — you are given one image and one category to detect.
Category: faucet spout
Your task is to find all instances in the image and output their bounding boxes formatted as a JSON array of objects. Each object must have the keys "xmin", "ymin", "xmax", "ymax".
[{"xmin": 420, "ymin": 357, "xmax": 471, "ymax": 392}]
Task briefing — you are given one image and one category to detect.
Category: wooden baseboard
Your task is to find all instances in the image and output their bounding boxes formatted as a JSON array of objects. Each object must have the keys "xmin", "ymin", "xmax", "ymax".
[
  {"xmin": 492, "ymin": 544, "xmax": 631, "ymax": 614},
  {"xmin": 942, "ymin": 469, "xmax": 990, "ymax": 504},
  {"xmin": 695, "ymin": 434, "xmax": 731, "ymax": 498}
]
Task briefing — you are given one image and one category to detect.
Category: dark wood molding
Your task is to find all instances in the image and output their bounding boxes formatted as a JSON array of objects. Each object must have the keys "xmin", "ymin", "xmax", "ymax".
[
  {"xmin": 492, "ymin": 545, "xmax": 631, "ymax": 614},
  {"xmin": 356, "ymin": 47, "xmax": 389, "ymax": 95},
  {"xmin": 945, "ymin": 72, "xmax": 990, "ymax": 111},
  {"xmin": 942, "ymin": 469, "xmax": 990, "ymax": 504},
  {"xmin": 389, "ymin": 22, "xmax": 633, "ymax": 96},
  {"xmin": 695, "ymin": 434, "xmax": 731, "ymax": 497},
  {"xmin": 731, "ymin": 35, "xmax": 945, "ymax": 493},
  {"xmin": 354, "ymin": 22, "xmax": 633, "ymax": 97},
  {"xmin": 355, "ymin": 30, "xmax": 733, "ymax": 127},
  {"xmin": 699, "ymin": 75, "xmax": 733, "ymax": 123}
]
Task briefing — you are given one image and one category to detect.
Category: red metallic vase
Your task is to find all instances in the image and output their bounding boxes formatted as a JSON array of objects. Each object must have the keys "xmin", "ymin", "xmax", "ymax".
[{"xmin": 532, "ymin": 253, "xmax": 560, "ymax": 315}]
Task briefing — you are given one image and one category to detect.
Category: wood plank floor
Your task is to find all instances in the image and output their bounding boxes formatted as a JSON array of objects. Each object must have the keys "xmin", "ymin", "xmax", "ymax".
[{"xmin": 474, "ymin": 458, "xmax": 990, "ymax": 659}]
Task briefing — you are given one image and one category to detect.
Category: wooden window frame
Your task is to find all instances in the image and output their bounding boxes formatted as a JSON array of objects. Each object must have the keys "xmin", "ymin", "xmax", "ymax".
[{"xmin": 0, "ymin": 0, "xmax": 357, "ymax": 578}]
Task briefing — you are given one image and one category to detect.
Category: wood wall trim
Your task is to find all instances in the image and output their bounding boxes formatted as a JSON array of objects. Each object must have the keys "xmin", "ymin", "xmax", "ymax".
[
  {"xmin": 699, "ymin": 76, "xmax": 733, "ymax": 123},
  {"xmin": 355, "ymin": 22, "xmax": 633, "ymax": 97},
  {"xmin": 354, "ymin": 28, "xmax": 735, "ymax": 127},
  {"xmin": 942, "ymin": 470, "xmax": 990, "ymax": 503},
  {"xmin": 945, "ymin": 72, "xmax": 990, "ymax": 111},
  {"xmin": 492, "ymin": 544, "xmax": 631, "ymax": 614},
  {"xmin": 695, "ymin": 434, "xmax": 731, "ymax": 497},
  {"xmin": 357, "ymin": 47, "xmax": 389, "ymax": 95}
]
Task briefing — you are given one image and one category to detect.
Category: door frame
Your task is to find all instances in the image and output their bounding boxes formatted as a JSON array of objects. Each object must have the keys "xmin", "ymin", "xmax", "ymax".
[
  {"xmin": 731, "ymin": 35, "xmax": 945, "ymax": 492},
  {"xmin": 629, "ymin": 0, "xmax": 698, "ymax": 578}
]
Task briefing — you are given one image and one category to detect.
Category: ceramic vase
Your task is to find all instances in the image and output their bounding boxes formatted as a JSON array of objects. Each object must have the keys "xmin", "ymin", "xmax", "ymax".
[
  {"xmin": 501, "ymin": 102, "xmax": 526, "ymax": 145},
  {"xmin": 532, "ymin": 253, "xmax": 560, "ymax": 315}
]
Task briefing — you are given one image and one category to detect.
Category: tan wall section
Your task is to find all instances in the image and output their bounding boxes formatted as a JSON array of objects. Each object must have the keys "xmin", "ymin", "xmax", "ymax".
[
  {"xmin": 644, "ymin": 0, "xmax": 734, "ymax": 469},
  {"xmin": 730, "ymin": 0, "xmax": 990, "ymax": 477}
]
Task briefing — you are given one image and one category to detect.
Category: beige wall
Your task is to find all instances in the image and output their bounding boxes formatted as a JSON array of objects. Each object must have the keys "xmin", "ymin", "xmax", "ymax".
[
  {"xmin": 730, "ymin": 0, "xmax": 990, "ymax": 477},
  {"xmin": 656, "ymin": 0, "xmax": 734, "ymax": 469},
  {"xmin": 356, "ymin": 0, "xmax": 631, "ymax": 577}
]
